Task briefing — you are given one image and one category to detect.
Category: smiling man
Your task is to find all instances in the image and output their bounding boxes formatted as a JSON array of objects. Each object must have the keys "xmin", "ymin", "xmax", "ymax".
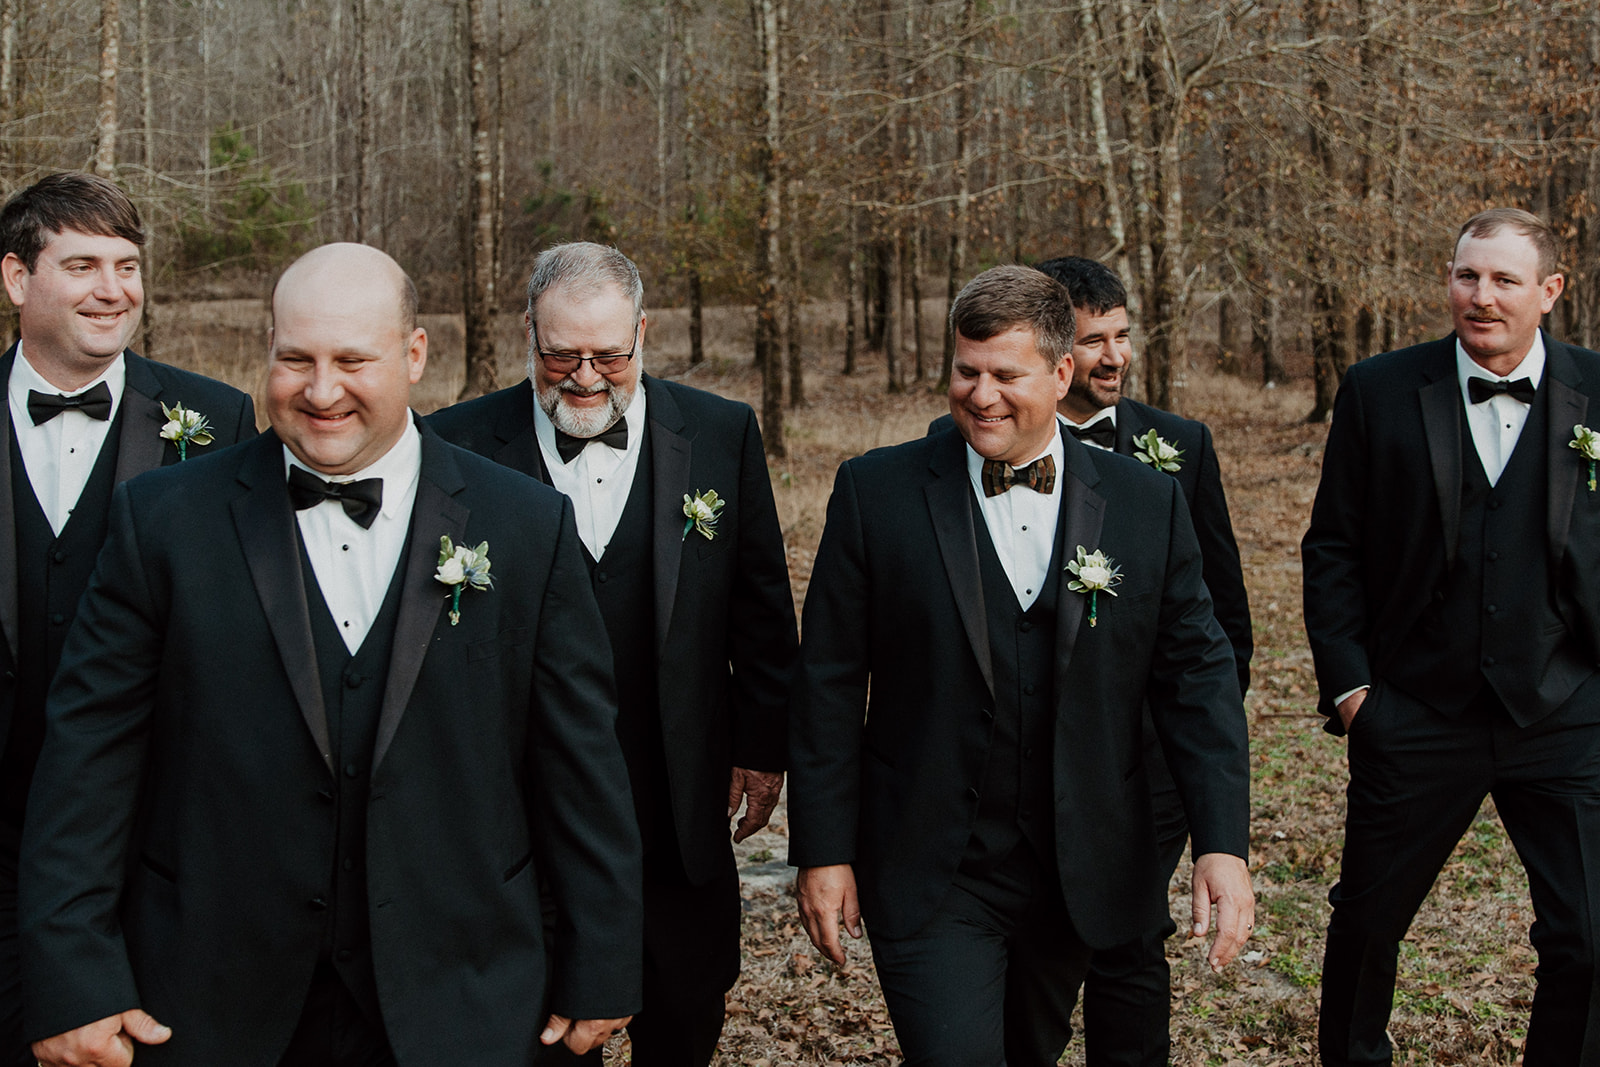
[
  {"xmin": 1304, "ymin": 209, "xmax": 1600, "ymax": 1065},
  {"xmin": 0, "ymin": 172, "xmax": 255, "ymax": 1067},
  {"xmin": 19, "ymin": 243, "xmax": 641, "ymax": 1067},
  {"xmin": 789, "ymin": 264, "xmax": 1253, "ymax": 1067}
]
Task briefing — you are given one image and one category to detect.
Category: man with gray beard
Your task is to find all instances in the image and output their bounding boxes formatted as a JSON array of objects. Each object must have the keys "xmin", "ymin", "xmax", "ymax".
[{"xmin": 427, "ymin": 242, "xmax": 798, "ymax": 1067}]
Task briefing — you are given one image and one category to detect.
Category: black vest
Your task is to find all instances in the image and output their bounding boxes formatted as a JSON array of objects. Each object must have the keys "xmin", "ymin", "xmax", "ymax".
[
  {"xmin": 961, "ymin": 487, "xmax": 1066, "ymax": 876},
  {"xmin": 580, "ymin": 439, "xmax": 673, "ymax": 854},
  {"xmin": 301, "ymin": 531, "xmax": 408, "ymax": 1023},
  {"xmin": 0, "ymin": 414, "xmax": 123, "ymax": 827}
]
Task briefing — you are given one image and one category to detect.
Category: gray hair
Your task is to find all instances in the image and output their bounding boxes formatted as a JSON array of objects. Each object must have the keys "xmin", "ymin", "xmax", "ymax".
[{"xmin": 524, "ymin": 242, "xmax": 645, "ymax": 326}]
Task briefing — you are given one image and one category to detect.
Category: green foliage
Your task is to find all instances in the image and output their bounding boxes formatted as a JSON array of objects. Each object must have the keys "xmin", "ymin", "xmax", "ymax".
[{"xmin": 175, "ymin": 124, "xmax": 318, "ymax": 274}]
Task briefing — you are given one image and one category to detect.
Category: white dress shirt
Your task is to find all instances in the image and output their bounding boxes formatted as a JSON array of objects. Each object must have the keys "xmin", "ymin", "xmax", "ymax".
[
  {"xmin": 1457, "ymin": 334, "xmax": 1545, "ymax": 487},
  {"xmin": 534, "ymin": 383, "xmax": 648, "ymax": 560},
  {"xmin": 966, "ymin": 429, "xmax": 1065, "ymax": 610},
  {"xmin": 1061, "ymin": 406, "xmax": 1117, "ymax": 451},
  {"xmin": 7, "ymin": 343, "xmax": 126, "ymax": 535},
  {"xmin": 287, "ymin": 419, "xmax": 422, "ymax": 654}
]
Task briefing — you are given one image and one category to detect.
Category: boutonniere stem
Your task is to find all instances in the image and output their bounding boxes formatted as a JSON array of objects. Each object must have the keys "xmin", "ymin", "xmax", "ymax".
[
  {"xmin": 1571, "ymin": 424, "xmax": 1600, "ymax": 492},
  {"xmin": 435, "ymin": 536, "xmax": 493, "ymax": 625},
  {"xmin": 1132, "ymin": 428, "xmax": 1184, "ymax": 473},
  {"xmin": 159, "ymin": 402, "xmax": 213, "ymax": 461},
  {"xmin": 1065, "ymin": 546, "xmax": 1122, "ymax": 627},
  {"xmin": 682, "ymin": 489, "xmax": 726, "ymax": 541}
]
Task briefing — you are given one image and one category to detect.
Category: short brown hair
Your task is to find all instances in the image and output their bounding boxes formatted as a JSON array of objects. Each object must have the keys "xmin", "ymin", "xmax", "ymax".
[
  {"xmin": 948, "ymin": 265, "xmax": 1076, "ymax": 367},
  {"xmin": 1456, "ymin": 208, "xmax": 1560, "ymax": 279},
  {"xmin": 0, "ymin": 172, "xmax": 145, "ymax": 271}
]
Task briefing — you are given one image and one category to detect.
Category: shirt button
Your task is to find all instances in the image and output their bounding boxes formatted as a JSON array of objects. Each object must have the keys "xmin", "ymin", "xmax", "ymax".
[{"xmin": 1020, "ymin": 524, "xmax": 1028, "ymax": 532}]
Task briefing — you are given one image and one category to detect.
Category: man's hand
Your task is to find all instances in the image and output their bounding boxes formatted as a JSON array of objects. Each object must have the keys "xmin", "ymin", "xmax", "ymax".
[
  {"xmin": 1337, "ymin": 688, "xmax": 1367, "ymax": 730},
  {"xmin": 540, "ymin": 1014, "xmax": 632, "ymax": 1055},
  {"xmin": 1191, "ymin": 852, "xmax": 1255, "ymax": 973},
  {"xmin": 34, "ymin": 1009, "xmax": 171, "ymax": 1067},
  {"xmin": 796, "ymin": 864, "xmax": 862, "ymax": 966},
  {"xmin": 727, "ymin": 767, "xmax": 783, "ymax": 843}
]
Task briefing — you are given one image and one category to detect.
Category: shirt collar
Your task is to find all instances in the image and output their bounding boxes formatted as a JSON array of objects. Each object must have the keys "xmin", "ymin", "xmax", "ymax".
[
  {"xmin": 9, "ymin": 342, "xmax": 127, "ymax": 423},
  {"xmin": 282, "ymin": 416, "xmax": 423, "ymax": 520},
  {"xmin": 965, "ymin": 421, "xmax": 1065, "ymax": 494},
  {"xmin": 1060, "ymin": 405, "xmax": 1116, "ymax": 432},
  {"xmin": 531, "ymin": 373, "xmax": 649, "ymax": 459},
  {"xmin": 1456, "ymin": 331, "xmax": 1546, "ymax": 402}
]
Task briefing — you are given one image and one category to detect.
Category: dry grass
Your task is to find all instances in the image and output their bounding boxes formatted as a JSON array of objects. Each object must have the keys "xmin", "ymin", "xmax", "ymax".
[{"xmin": 158, "ymin": 302, "xmax": 1538, "ymax": 1066}]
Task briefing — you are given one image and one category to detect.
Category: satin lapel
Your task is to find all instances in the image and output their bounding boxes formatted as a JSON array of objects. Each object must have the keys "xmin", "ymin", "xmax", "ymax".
[
  {"xmin": 0, "ymin": 347, "xmax": 17, "ymax": 663},
  {"xmin": 925, "ymin": 442, "xmax": 994, "ymax": 698},
  {"xmin": 648, "ymin": 379, "xmax": 691, "ymax": 654},
  {"xmin": 1419, "ymin": 372, "xmax": 1463, "ymax": 570},
  {"xmin": 1545, "ymin": 341, "xmax": 1588, "ymax": 569},
  {"xmin": 114, "ymin": 353, "xmax": 169, "ymax": 487},
  {"xmin": 374, "ymin": 430, "xmax": 469, "ymax": 772},
  {"xmin": 1054, "ymin": 436, "xmax": 1105, "ymax": 679},
  {"xmin": 231, "ymin": 434, "xmax": 332, "ymax": 773},
  {"xmin": 493, "ymin": 381, "xmax": 548, "ymax": 483}
]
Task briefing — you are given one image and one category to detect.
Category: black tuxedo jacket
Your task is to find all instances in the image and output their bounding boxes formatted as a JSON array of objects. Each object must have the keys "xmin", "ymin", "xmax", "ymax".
[
  {"xmin": 930, "ymin": 400, "xmax": 1252, "ymax": 694},
  {"xmin": 427, "ymin": 375, "xmax": 798, "ymax": 885},
  {"xmin": 787, "ymin": 428, "xmax": 1249, "ymax": 947},
  {"xmin": 19, "ymin": 426, "xmax": 642, "ymax": 1065},
  {"xmin": 1302, "ymin": 332, "xmax": 1600, "ymax": 731},
  {"xmin": 0, "ymin": 345, "xmax": 256, "ymax": 770}
]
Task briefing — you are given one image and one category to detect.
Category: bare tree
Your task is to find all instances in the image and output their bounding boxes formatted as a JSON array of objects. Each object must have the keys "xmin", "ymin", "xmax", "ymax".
[
  {"xmin": 750, "ymin": 0, "xmax": 785, "ymax": 455},
  {"xmin": 460, "ymin": 0, "xmax": 498, "ymax": 400},
  {"xmin": 92, "ymin": 0, "xmax": 119, "ymax": 178}
]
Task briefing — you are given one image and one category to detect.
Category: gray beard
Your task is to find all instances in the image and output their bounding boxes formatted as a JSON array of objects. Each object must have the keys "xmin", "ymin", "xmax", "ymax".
[{"xmin": 536, "ymin": 377, "xmax": 634, "ymax": 438}]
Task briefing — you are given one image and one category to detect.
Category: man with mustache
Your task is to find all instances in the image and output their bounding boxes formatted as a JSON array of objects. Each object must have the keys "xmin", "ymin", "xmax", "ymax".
[
  {"xmin": 1304, "ymin": 209, "xmax": 1600, "ymax": 1064},
  {"xmin": 428, "ymin": 242, "xmax": 798, "ymax": 1066}
]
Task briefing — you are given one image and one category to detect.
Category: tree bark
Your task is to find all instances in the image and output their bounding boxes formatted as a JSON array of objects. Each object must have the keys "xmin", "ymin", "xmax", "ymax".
[
  {"xmin": 93, "ymin": 0, "xmax": 120, "ymax": 178},
  {"xmin": 939, "ymin": 0, "xmax": 977, "ymax": 392},
  {"xmin": 845, "ymin": 204, "xmax": 859, "ymax": 376},
  {"xmin": 786, "ymin": 177, "xmax": 804, "ymax": 407},
  {"xmin": 460, "ymin": 0, "xmax": 499, "ymax": 401},
  {"xmin": 750, "ymin": 0, "xmax": 785, "ymax": 455}
]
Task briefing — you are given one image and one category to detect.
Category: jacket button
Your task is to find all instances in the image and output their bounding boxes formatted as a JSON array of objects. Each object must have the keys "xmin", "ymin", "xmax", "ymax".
[
  {"xmin": 1487, "ymin": 551, "xmax": 1499, "ymax": 562},
  {"xmin": 345, "ymin": 763, "xmax": 360, "ymax": 778},
  {"xmin": 1486, "ymin": 605, "xmax": 1498, "ymax": 616},
  {"xmin": 1484, "ymin": 656, "xmax": 1497, "ymax": 668}
]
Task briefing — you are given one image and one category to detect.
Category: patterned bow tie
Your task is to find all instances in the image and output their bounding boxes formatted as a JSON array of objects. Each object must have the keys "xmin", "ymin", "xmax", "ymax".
[
  {"xmin": 981, "ymin": 454, "xmax": 1057, "ymax": 497},
  {"xmin": 1467, "ymin": 376, "xmax": 1536, "ymax": 405},
  {"xmin": 1067, "ymin": 419, "xmax": 1116, "ymax": 449},
  {"xmin": 554, "ymin": 417, "xmax": 629, "ymax": 464},
  {"xmin": 287, "ymin": 465, "xmax": 384, "ymax": 530},
  {"xmin": 28, "ymin": 381, "xmax": 114, "ymax": 425}
]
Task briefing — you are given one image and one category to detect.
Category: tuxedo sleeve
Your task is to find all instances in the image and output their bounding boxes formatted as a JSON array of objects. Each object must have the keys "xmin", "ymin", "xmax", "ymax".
[
  {"xmin": 726, "ymin": 406, "xmax": 799, "ymax": 772},
  {"xmin": 1189, "ymin": 423, "xmax": 1253, "ymax": 696},
  {"xmin": 1301, "ymin": 370, "xmax": 1373, "ymax": 730},
  {"xmin": 19, "ymin": 486, "xmax": 162, "ymax": 1040},
  {"xmin": 527, "ymin": 497, "xmax": 644, "ymax": 1019},
  {"xmin": 786, "ymin": 461, "xmax": 869, "ymax": 868},
  {"xmin": 1146, "ymin": 478, "xmax": 1251, "ymax": 860}
]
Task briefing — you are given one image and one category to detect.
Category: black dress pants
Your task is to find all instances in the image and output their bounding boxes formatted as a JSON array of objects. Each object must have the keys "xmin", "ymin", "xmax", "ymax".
[
  {"xmin": 1320, "ymin": 680, "xmax": 1600, "ymax": 1066},
  {"xmin": 0, "ymin": 822, "xmax": 30, "ymax": 1067},
  {"xmin": 278, "ymin": 962, "xmax": 394, "ymax": 1067},
  {"xmin": 868, "ymin": 843, "xmax": 1093, "ymax": 1067}
]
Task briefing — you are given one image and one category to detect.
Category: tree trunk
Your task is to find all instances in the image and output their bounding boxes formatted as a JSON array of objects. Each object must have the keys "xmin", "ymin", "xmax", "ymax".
[
  {"xmin": 1080, "ymin": 0, "xmax": 1141, "ymax": 335},
  {"xmin": 785, "ymin": 177, "xmax": 804, "ymax": 407},
  {"xmin": 883, "ymin": 228, "xmax": 902, "ymax": 393},
  {"xmin": 910, "ymin": 220, "xmax": 925, "ymax": 381},
  {"xmin": 750, "ymin": 0, "xmax": 785, "ymax": 455},
  {"xmin": 355, "ymin": 0, "xmax": 375, "ymax": 241},
  {"xmin": 93, "ymin": 0, "xmax": 119, "ymax": 178},
  {"xmin": 679, "ymin": 7, "xmax": 704, "ymax": 365},
  {"xmin": 459, "ymin": 0, "xmax": 499, "ymax": 401},
  {"xmin": 938, "ymin": 0, "xmax": 976, "ymax": 392},
  {"xmin": 137, "ymin": 0, "xmax": 152, "ymax": 172},
  {"xmin": 845, "ymin": 205, "xmax": 859, "ymax": 376}
]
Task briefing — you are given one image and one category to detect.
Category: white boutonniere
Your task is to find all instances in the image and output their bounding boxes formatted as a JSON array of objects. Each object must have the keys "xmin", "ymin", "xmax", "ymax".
[
  {"xmin": 1066, "ymin": 545, "xmax": 1122, "ymax": 628},
  {"xmin": 1132, "ymin": 428, "xmax": 1184, "ymax": 473},
  {"xmin": 435, "ymin": 535, "xmax": 492, "ymax": 626},
  {"xmin": 1571, "ymin": 424, "xmax": 1600, "ymax": 492},
  {"xmin": 682, "ymin": 489, "xmax": 725, "ymax": 541},
  {"xmin": 159, "ymin": 401, "xmax": 214, "ymax": 461}
]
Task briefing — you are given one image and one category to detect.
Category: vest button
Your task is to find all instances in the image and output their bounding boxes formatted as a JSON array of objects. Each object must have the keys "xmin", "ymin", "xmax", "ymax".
[
  {"xmin": 343, "ymin": 858, "xmax": 354, "ymax": 871},
  {"xmin": 51, "ymin": 550, "xmax": 65, "ymax": 564},
  {"xmin": 345, "ymin": 673, "xmax": 364, "ymax": 689},
  {"xmin": 1019, "ymin": 620, "xmax": 1033, "ymax": 633},
  {"xmin": 1488, "ymin": 499, "xmax": 1501, "ymax": 511},
  {"xmin": 1023, "ymin": 684, "xmax": 1036, "ymax": 696},
  {"xmin": 336, "ymin": 948, "xmax": 353, "ymax": 962},
  {"xmin": 1486, "ymin": 604, "xmax": 1498, "ymax": 615},
  {"xmin": 308, "ymin": 896, "xmax": 328, "ymax": 911},
  {"xmin": 345, "ymin": 763, "xmax": 360, "ymax": 778},
  {"xmin": 597, "ymin": 571, "xmax": 609, "ymax": 583},
  {"xmin": 1484, "ymin": 656, "xmax": 1497, "ymax": 667},
  {"xmin": 49, "ymin": 613, "xmax": 65, "ymax": 626},
  {"xmin": 1487, "ymin": 551, "xmax": 1500, "ymax": 562}
]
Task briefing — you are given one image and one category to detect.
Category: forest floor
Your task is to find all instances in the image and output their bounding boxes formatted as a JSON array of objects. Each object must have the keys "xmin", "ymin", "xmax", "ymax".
[{"xmin": 161, "ymin": 301, "xmax": 1534, "ymax": 1066}]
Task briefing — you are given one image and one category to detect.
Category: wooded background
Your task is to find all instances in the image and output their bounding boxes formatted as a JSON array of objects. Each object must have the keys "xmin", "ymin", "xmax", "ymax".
[{"xmin": 4, "ymin": 0, "xmax": 1599, "ymax": 448}]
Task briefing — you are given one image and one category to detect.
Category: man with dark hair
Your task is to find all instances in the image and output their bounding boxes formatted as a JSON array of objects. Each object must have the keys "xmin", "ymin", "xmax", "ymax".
[
  {"xmin": 1304, "ymin": 208, "xmax": 1600, "ymax": 1064},
  {"xmin": 791, "ymin": 264, "xmax": 1253, "ymax": 1067},
  {"xmin": 0, "ymin": 171, "xmax": 255, "ymax": 1067},
  {"xmin": 21, "ymin": 243, "xmax": 642, "ymax": 1067},
  {"xmin": 428, "ymin": 241, "xmax": 797, "ymax": 1067}
]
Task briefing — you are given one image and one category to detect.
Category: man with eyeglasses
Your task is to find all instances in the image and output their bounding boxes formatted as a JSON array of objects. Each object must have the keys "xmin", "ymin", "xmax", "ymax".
[{"xmin": 428, "ymin": 242, "xmax": 798, "ymax": 1067}]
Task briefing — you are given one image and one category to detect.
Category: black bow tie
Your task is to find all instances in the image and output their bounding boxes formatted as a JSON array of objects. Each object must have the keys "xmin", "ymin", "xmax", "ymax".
[
  {"xmin": 28, "ymin": 381, "xmax": 114, "ymax": 425},
  {"xmin": 287, "ymin": 465, "xmax": 384, "ymax": 530},
  {"xmin": 1067, "ymin": 418, "xmax": 1116, "ymax": 449},
  {"xmin": 554, "ymin": 417, "xmax": 629, "ymax": 464},
  {"xmin": 1468, "ymin": 376, "xmax": 1536, "ymax": 405}
]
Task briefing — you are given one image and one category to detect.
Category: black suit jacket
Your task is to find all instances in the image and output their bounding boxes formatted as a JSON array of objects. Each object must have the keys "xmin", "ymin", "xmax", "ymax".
[
  {"xmin": 0, "ymin": 345, "xmax": 256, "ymax": 775},
  {"xmin": 428, "ymin": 376, "xmax": 798, "ymax": 884},
  {"xmin": 930, "ymin": 399, "xmax": 1252, "ymax": 694},
  {"xmin": 788, "ymin": 428, "xmax": 1249, "ymax": 947},
  {"xmin": 19, "ymin": 426, "xmax": 642, "ymax": 1064},
  {"xmin": 1302, "ymin": 332, "xmax": 1600, "ymax": 731}
]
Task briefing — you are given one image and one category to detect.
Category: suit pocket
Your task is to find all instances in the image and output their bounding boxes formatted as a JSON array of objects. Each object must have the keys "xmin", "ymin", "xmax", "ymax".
[
  {"xmin": 503, "ymin": 851, "xmax": 533, "ymax": 883},
  {"xmin": 469, "ymin": 626, "xmax": 532, "ymax": 663}
]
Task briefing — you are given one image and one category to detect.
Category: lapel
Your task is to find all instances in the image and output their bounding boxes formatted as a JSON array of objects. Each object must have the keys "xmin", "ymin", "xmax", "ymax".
[
  {"xmin": 373, "ymin": 424, "xmax": 469, "ymax": 772},
  {"xmin": 1052, "ymin": 433, "xmax": 1106, "ymax": 684},
  {"xmin": 114, "ymin": 352, "xmax": 170, "ymax": 487},
  {"xmin": 1544, "ymin": 336, "xmax": 1589, "ymax": 570},
  {"xmin": 491, "ymin": 380, "xmax": 547, "ymax": 483},
  {"xmin": 0, "ymin": 347, "xmax": 16, "ymax": 663},
  {"xmin": 231, "ymin": 432, "xmax": 333, "ymax": 773},
  {"xmin": 1417, "ymin": 340, "xmax": 1464, "ymax": 570},
  {"xmin": 646, "ymin": 376, "xmax": 692, "ymax": 653},
  {"xmin": 924, "ymin": 432, "xmax": 995, "ymax": 698},
  {"xmin": 1113, "ymin": 398, "xmax": 1143, "ymax": 456}
]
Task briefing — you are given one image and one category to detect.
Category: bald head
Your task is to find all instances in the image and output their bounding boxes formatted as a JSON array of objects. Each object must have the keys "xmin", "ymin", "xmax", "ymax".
[{"xmin": 273, "ymin": 242, "xmax": 418, "ymax": 335}]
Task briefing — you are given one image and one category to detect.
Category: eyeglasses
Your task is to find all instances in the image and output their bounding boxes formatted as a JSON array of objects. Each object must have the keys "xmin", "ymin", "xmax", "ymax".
[{"xmin": 533, "ymin": 323, "xmax": 639, "ymax": 376}]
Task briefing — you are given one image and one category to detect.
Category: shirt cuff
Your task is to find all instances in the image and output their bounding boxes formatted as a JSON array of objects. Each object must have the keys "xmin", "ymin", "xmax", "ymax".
[{"xmin": 1333, "ymin": 685, "xmax": 1369, "ymax": 708}]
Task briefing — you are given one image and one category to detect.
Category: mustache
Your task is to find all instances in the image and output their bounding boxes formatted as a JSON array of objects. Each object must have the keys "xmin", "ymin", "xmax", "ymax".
[
  {"xmin": 558, "ymin": 379, "xmax": 611, "ymax": 397},
  {"xmin": 1465, "ymin": 311, "xmax": 1503, "ymax": 322}
]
